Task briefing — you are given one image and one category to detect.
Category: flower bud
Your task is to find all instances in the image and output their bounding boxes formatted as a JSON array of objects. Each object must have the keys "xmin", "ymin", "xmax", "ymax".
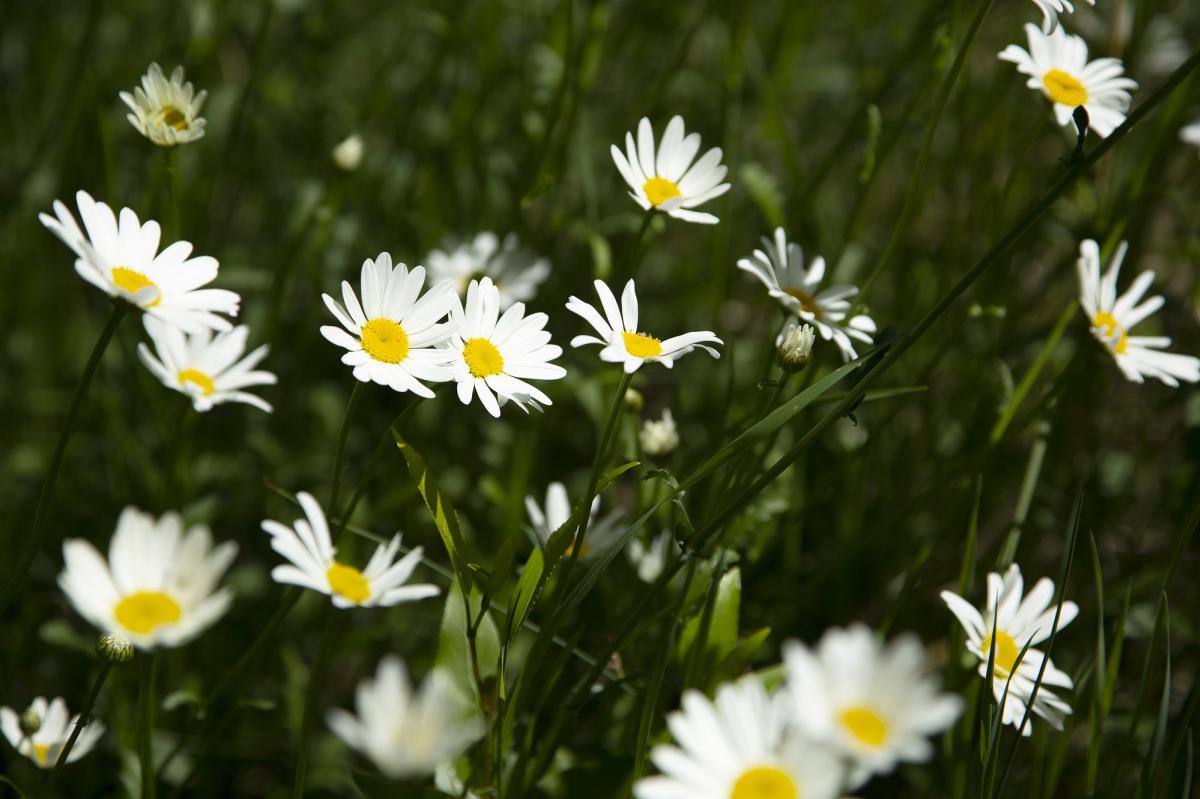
[
  {"xmin": 19, "ymin": 707, "xmax": 41, "ymax": 737},
  {"xmin": 624, "ymin": 387, "xmax": 644, "ymax": 413},
  {"xmin": 777, "ymin": 323, "xmax": 815, "ymax": 374},
  {"xmin": 640, "ymin": 409, "xmax": 679, "ymax": 457},
  {"xmin": 96, "ymin": 634, "xmax": 134, "ymax": 664},
  {"xmin": 332, "ymin": 134, "xmax": 364, "ymax": 171}
]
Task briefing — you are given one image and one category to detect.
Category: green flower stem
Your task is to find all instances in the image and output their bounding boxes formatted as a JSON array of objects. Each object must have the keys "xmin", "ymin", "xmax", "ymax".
[
  {"xmin": 290, "ymin": 607, "xmax": 339, "ymax": 799},
  {"xmin": 615, "ymin": 210, "xmax": 654, "ymax": 286},
  {"xmin": 0, "ymin": 302, "xmax": 128, "ymax": 616},
  {"xmin": 137, "ymin": 654, "xmax": 160, "ymax": 799},
  {"xmin": 37, "ymin": 661, "xmax": 113, "ymax": 798},
  {"xmin": 334, "ymin": 396, "xmax": 416, "ymax": 550},
  {"xmin": 329, "ymin": 380, "xmax": 365, "ymax": 517},
  {"xmin": 988, "ymin": 300, "xmax": 1077, "ymax": 445}
]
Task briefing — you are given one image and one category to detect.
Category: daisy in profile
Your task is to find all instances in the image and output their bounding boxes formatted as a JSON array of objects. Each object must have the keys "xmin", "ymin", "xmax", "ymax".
[
  {"xmin": 634, "ymin": 676, "xmax": 841, "ymax": 799},
  {"xmin": 737, "ymin": 228, "xmax": 876, "ymax": 361},
  {"xmin": 262, "ymin": 492, "xmax": 440, "ymax": 609},
  {"xmin": 525, "ymin": 482, "xmax": 621, "ymax": 557},
  {"xmin": 426, "ymin": 232, "xmax": 551, "ymax": 309},
  {"xmin": 1076, "ymin": 239, "xmax": 1200, "ymax": 386},
  {"xmin": 611, "ymin": 116, "xmax": 730, "ymax": 224},
  {"xmin": 446, "ymin": 277, "xmax": 566, "ymax": 418},
  {"xmin": 320, "ymin": 252, "xmax": 459, "ymax": 397},
  {"xmin": 59, "ymin": 508, "xmax": 238, "ymax": 650},
  {"xmin": 328, "ymin": 656, "xmax": 482, "ymax": 780},
  {"xmin": 137, "ymin": 317, "xmax": 276, "ymax": 412},
  {"xmin": 566, "ymin": 279, "xmax": 722, "ymax": 373},
  {"xmin": 39, "ymin": 191, "xmax": 240, "ymax": 332},
  {"xmin": 999, "ymin": 24, "xmax": 1138, "ymax": 138},
  {"xmin": 941, "ymin": 563, "xmax": 1078, "ymax": 735},
  {"xmin": 120, "ymin": 63, "xmax": 207, "ymax": 146},
  {"xmin": 1, "ymin": 697, "xmax": 105, "ymax": 768},
  {"xmin": 1030, "ymin": 0, "xmax": 1094, "ymax": 34},
  {"xmin": 782, "ymin": 625, "xmax": 963, "ymax": 787}
]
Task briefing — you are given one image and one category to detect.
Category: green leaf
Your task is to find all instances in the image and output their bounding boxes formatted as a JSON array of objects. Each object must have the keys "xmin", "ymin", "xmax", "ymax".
[
  {"xmin": 715, "ymin": 627, "xmax": 772, "ymax": 684},
  {"xmin": 393, "ymin": 431, "xmax": 474, "ymax": 590},
  {"xmin": 506, "ymin": 547, "xmax": 544, "ymax": 646},
  {"xmin": 678, "ymin": 566, "xmax": 740, "ymax": 664},
  {"xmin": 436, "ymin": 582, "xmax": 501, "ymax": 702}
]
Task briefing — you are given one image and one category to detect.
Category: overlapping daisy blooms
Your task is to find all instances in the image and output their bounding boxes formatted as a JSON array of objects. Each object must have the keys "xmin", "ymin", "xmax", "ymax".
[
  {"xmin": 1, "ymin": 697, "xmax": 105, "ymax": 768},
  {"xmin": 119, "ymin": 63, "xmax": 208, "ymax": 146},
  {"xmin": 611, "ymin": 116, "xmax": 731, "ymax": 224}
]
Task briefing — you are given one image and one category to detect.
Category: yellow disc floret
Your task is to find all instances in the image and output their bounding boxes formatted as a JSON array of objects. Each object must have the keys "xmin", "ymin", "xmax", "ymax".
[
  {"xmin": 360, "ymin": 318, "xmax": 410, "ymax": 363},
  {"xmin": 177, "ymin": 369, "xmax": 215, "ymax": 396},
  {"xmin": 111, "ymin": 266, "xmax": 161, "ymax": 307},
  {"xmin": 840, "ymin": 705, "xmax": 890, "ymax": 748},
  {"xmin": 463, "ymin": 337, "xmax": 505, "ymax": 378},
  {"xmin": 1043, "ymin": 69, "xmax": 1089, "ymax": 107},
  {"xmin": 731, "ymin": 766, "xmax": 798, "ymax": 799},
  {"xmin": 1092, "ymin": 311, "xmax": 1128, "ymax": 354},
  {"xmin": 327, "ymin": 562, "xmax": 371, "ymax": 604},
  {"xmin": 643, "ymin": 176, "xmax": 682, "ymax": 207},
  {"xmin": 158, "ymin": 106, "xmax": 188, "ymax": 130},
  {"xmin": 115, "ymin": 591, "xmax": 182, "ymax": 635},
  {"xmin": 981, "ymin": 630, "xmax": 1021, "ymax": 677},
  {"xmin": 623, "ymin": 331, "xmax": 663, "ymax": 358},
  {"xmin": 784, "ymin": 288, "xmax": 823, "ymax": 318}
]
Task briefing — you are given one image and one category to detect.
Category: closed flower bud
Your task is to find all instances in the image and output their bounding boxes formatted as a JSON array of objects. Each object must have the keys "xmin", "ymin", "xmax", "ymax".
[
  {"xmin": 332, "ymin": 134, "xmax": 364, "ymax": 171},
  {"xmin": 777, "ymin": 323, "xmax": 815, "ymax": 374},
  {"xmin": 624, "ymin": 387, "xmax": 644, "ymax": 413},
  {"xmin": 19, "ymin": 707, "xmax": 41, "ymax": 737},
  {"xmin": 96, "ymin": 633, "xmax": 134, "ymax": 664}
]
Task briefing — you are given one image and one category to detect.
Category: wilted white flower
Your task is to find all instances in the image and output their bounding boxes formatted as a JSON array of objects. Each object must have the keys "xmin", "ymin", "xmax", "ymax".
[
  {"xmin": 119, "ymin": 63, "xmax": 207, "ymax": 146},
  {"xmin": 640, "ymin": 408, "xmax": 679, "ymax": 456}
]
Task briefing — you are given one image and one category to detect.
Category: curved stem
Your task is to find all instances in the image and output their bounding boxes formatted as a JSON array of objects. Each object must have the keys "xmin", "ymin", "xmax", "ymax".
[
  {"xmin": 37, "ymin": 661, "xmax": 113, "ymax": 798},
  {"xmin": 0, "ymin": 302, "xmax": 128, "ymax": 615},
  {"xmin": 137, "ymin": 654, "xmax": 160, "ymax": 799},
  {"xmin": 291, "ymin": 608, "xmax": 339, "ymax": 799}
]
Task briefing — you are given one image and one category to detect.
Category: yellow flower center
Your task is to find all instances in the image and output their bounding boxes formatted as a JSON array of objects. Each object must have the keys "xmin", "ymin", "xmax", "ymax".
[
  {"xmin": 360, "ymin": 318, "xmax": 410, "ymax": 363},
  {"xmin": 1043, "ymin": 69, "xmax": 1089, "ymax": 107},
  {"xmin": 784, "ymin": 288, "xmax": 823, "ymax": 318},
  {"xmin": 111, "ymin": 266, "xmax": 161, "ymax": 307},
  {"xmin": 115, "ymin": 591, "xmax": 182, "ymax": 635},
  {"xmin": 177, "ymin": 368, "xmax": 215, "ymax": 396},
  {"xmin": 327, "ymin": 562, "xmax": 370, "ymax": 604},
  {"xmin": 623, "ymin": 331, "xmax": 663, "ymax": 358},
  {"xmin": 159, "ymin": 106, "xmax": 189, "ymax": 130},
  {"xmin": 1092, "ymin": 310, "xmax": 1128, "ymax": 354},
  {"xmin": 730, "ymin": 766, "xmax": 798, "ymax": 799},
  {"xmin": 34, "ymin": 742, "xmax": 51, "ymax": 765},
  {"xmin": 840, "ymin": 706, "xmax": 890, "ymax": 748},
  {"xmin": 981, "ymin": 630, "xmax": 1021, "ymax": 677},
  {"xmin": 643, "ymin": 176, "xmax": 682, "ymax": 207},
  {"xmin": 463, "ymin": 337, "xmax": 505, "ymax": 378}
]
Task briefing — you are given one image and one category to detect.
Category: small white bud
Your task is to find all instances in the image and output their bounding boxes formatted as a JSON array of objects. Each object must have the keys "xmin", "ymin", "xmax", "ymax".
[
  {"xmin": 624, "ymin": 387, "xmax": 644, "ymax": 412},
  {"xmin": 777, "ymin": 323, "xmax": 815, "ymax": 373},
  {"xmin": 640, "ymin": 409, "xmax": 679, "ymax": 457},
  {"xmin": 332, "ymin": 134, "xmax": 364, "ymax": 171},
  {"xmin": 96, "ymin": 634, "xmax": 134, "ymax": 664}
]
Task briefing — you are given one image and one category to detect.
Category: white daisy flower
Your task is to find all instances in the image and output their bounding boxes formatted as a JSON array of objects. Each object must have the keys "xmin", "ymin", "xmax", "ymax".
[
  {"xmin": 327, "ymin": 656, "xmax": 483, "ymax": 780},
  {"xmin": 262, "ymin": 492, "xmax": 440, "ymax": 609},
  {"xmin": 998, "ymin": 24, "xmax": 1138, "ymax": 138},
  {"xmin": 782, "ymin": 625, "xmax": 963, "ymax": 787},
  {"xmin": 319, "ymin": 252, "xmax": 459, "ymax": 398},
  {"xmin": 1030, "ymin": 0, "xmax": 1094, "ymax": 34},
  {"xmin": 39, "ymin": 191, "xmax": 240, "ymax": 333},
  {"xmin": 524, "ymin": 482, "xmax": 622, "ymax": 558},
  {"xmin": 634, "ymin": 676, "xmax": 842, "ymax": 799},
  {"xmin": 119, "ymin": 63, "xmax": 207, "ymax": 147},
  {"xmin": 137, "ymin": 317, "xmax": 276, "ymax": 413},
  {"xmin": 610, "ymin": 116, "xmax": 731, "ymax": 225},
  {"xmin": 566, "ymin": 279, "xmax": 722, "ymax": 373},
  {"xmin": 1182, "ymin": 121, "xmax": 1200, "ymax": 150},
  {"xmin": 59, "ymin": 508, "xmax": 238, "ymax": 651},
  {"xmin": 446, "ymin": 277, "xmax": 567, "ymax": 418},
  {"xmin": 737, "ymin": 228, "xmax": 876, "ymax": 361},
  {"xmin": 426, "ymin": 232, "xmax": 551, "ymax": 309},
  {"xmin": 941, "ymin": 564, "xmax": 1078, "ymax": 735},
  {"xmin": 1076, "ymin": 239, "xmax": 1200, "ymax": 387},
  {"xmin": 627, "ymin": 531, "xmax": 672, "ymax": 583},
  {"xmin": 1, "ymin": 698, "xmax": 105, "ymax": 768},
  {"xmin": 640, "ymin": 408, "xmax": 679, "ymax": 456}
]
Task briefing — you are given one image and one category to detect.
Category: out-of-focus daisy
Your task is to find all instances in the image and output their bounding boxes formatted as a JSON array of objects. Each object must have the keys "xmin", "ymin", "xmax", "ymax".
[
  {"xmin": 525, "ymin": 482, "xmax": 622, "ymax": 558},
  {"xmin": 426, "ymin": 232, "xmax": 551, "ymax": 309},
  {"xmin": 327, "ymin": 656, "xmax": 482, "ymax": 780},
  {"xmin": 1, "ymin": 698, "xmax": 105, "ymax": 768},
  {"xmin": 566, "ymin": 279, "xmax": 722, "ymax": 373},
  {"xmin": 446, "ymin": 277, "xmax": 566, "ymax": 418},
  {"xmin": 319, "ymin": 252, "xmax": 458, "ymax": 397},
  {"xmin": 59, "ymin": 508, "xmax": 237, "ymax": 650},
  {"xmin": 628, "ymin": 531, "xmax": 672, "ymax": 583},
  {"xmin": 332, "ymin": 134, "xmax": 364, "ymax": 171},
  {"xmin": 1030, "ymin": 0, "xmax": 1094, "ymax": 34},
  {"xmin": 634, "ymin": 676, "xmax": 841, "ymax": 799},
  {"xmin": 998, "ymin": 24, "xmax": 1138, "ymax": 138},
  {"xmin": 640, "ymin": 408, "xmax": 679, "ymax": 456},
  {"xmin": 39, "ymin": 191, "xmax": 240, "ymax": 333},
  {"xmin": 737, "ymin": 228, "xmax": 876, "ymax": 362},
  {"xmin": 119, "ymin": 63, "xmax": 207, "ymax": 147},
  {"xmin": 137, "ymin": 317, "xmax": 276, "ymax": 412},
  {"xmin": 782, "ymin": 625, "xmax": 963, "ymax": 787},
  {"xmin": 1181, "ymin": 121, "xmax": 1200, "ymax": 150},
  {"xmin": 611, "ymin": 116, "xmax": 730, "ymax": 225},
  {"xmin": 1076, "ymin": 239, "xmax": 1200, "ymax": 387},
  {"xmin": 262, "ymin": 492, "xmax": 440, "ymax": 609},
  {"xmin": 941, "ymin": 564, "xmax": 1078, "ymax": 735}
]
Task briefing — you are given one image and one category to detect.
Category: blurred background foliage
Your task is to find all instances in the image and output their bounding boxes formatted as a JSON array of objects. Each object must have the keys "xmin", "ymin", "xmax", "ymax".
[{"xmin": 2, "ymin": 0, "xmax": 1199, "ymax": 796}]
